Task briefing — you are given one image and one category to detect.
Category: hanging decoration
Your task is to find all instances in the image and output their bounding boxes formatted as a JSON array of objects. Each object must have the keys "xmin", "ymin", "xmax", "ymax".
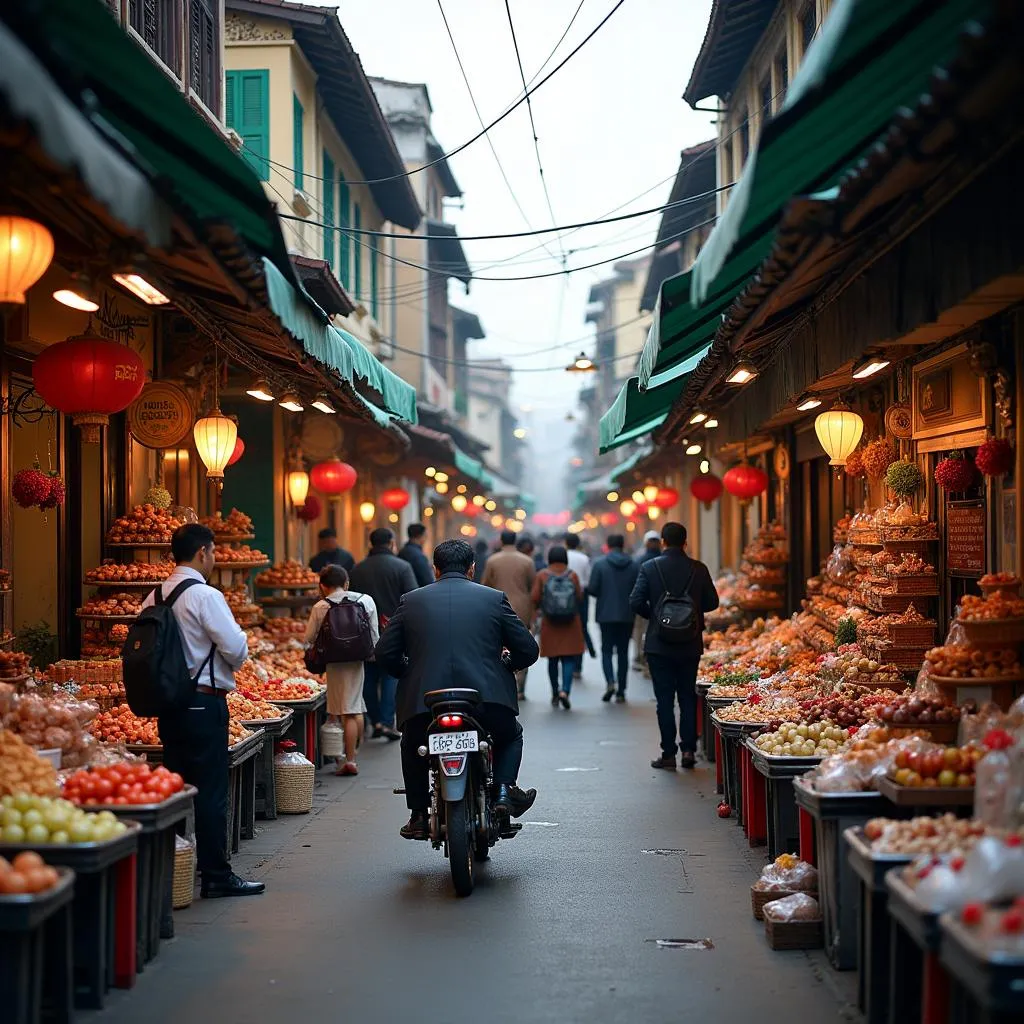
[
  {"xmin": 144, "ymin": 486, "xmax": 172, "ymax": 510},
  {"xmin": 690, "ymin": 473, "xmax": 723, "ymax": 509},
  {"xmin": 287, "ymin": 466, "xmax": 310, "ymax": 508},
  {"xmin": 0, "ymin": 215, "xmax": 54, "ymax": 304},
  {"xmin": 861, "ymin": 437, "xmax": 897, "ymax": 480},
  {"xmin": 722, "ymin": 463, "xmax": 768, "ymax": 505},
  {"xmin": 934, "ymin": 451, "xmax": 977, "ymax": 492},
  {"xmin": 463, "ymin": 502, "xmax": 480, "ymax": 519},
  {"xmin": 599, "ymin": 512, "xmax": 618, "ymax": 527},
  {"xmin": 227, "ymin": 437, "xmax": 245, "ymax": 467},
  {"xmin": 12, "ymin": 466, "xmax": 62, "ymax": 510},
  {"xmin": 653, "ymin": 486, "xmax": 679, "ymax": 509},
  {"xmin": 193, "ymin": 410, "xmax": 236, "ymax": 484},
  {"xmin": 33, "ymin": 329, "xmax": 146, "ymax": 443},
  {"xmin": 813, "ymin": 400, "xmax": 864, "ymax": 466},
  {"xmin": 358, "ymin": 501, "xmax": 376, "ymax": 524},
  {"xmin": 380, "ymin": 487, "xmax": 410, "ymax": 511},
  {"xmin": 975, "ymin": 437, "xmax": 1014, "ymax": 478},
  {"xmin": 310, "ymin": 458, "xmax": 358, "ymax": 497},
  {"xmin": 843, "ymin": 447, "xmax": 866, "ymax": 479},
  {"xmin": 885, "ymin": 458, "xmax": 923, "ymax": 498},
  {"xmin": 296, "ymin": 494, "xmax": 322, "ymax": 522}
]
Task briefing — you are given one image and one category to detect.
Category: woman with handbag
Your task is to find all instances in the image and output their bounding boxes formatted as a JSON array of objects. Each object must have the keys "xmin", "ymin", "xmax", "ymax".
[{"xmin": 304, "ymin": 565, "xmax": 379, "ymax": 775}]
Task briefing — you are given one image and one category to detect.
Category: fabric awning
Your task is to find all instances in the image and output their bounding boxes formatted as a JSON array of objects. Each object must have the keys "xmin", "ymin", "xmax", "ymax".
[
  {"xmin": 610, "ymin": 450, "xmax": 649, "ymax": 484},
  {"xmin": 453, "ymin": 447, "xmax": 494, "ymax": 490}
]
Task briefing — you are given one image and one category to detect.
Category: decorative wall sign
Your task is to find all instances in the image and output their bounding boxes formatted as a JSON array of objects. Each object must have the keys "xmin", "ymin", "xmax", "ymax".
[
  {"xmin": 356, "ymin": 430, "xmax": 400, "ymax": 466},
  {"xmin": 884, "ymin": 401, "xmax": 913, "ymax": 439},
  {"xmin": 946, "ymin": 500, "xmax": 986, "ymax": 576},
  {"xmin": 918, "ymin": 369, "xmax": 951, "ymax": 421},
  {"xmin": 127, "ymin": 380, "xmax": 194, "ymax": 449},
  {"xmin": 300, "ymin": 414, "xmax": 344, "ymax": 461},
  {"xmin": 912, "ymin": 343, "xmax": 989, "ymax": 442},
  {"xmin": 772, "ymin": 444, "xmax": 790, "ymax": 480}
]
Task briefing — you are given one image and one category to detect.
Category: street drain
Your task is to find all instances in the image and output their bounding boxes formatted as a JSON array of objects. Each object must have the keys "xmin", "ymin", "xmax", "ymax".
[
  {"xmin": 522, "ymin": 821, "xmax": 560, "ymax": 827},
  {"xmin": 646, "ymin": 938, "xmax": 714, "ymax": 951},
  {"xmin": 555, "ymin": 766, "xmax": 600, "ymax": 772},
  {"xmin": 641, "ymin": 848, "xmax": 686, "ymax": 856}
]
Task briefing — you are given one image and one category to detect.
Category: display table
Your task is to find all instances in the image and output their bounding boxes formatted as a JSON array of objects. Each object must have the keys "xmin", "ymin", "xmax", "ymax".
[
  {"xmin": 247, "ymin": 712, "xmax": 294, "ymax": 820},
  {"xmin": 749, "ymin": 745, "xmax": 819, "ymax": 859},
  {"xmin": 696, "ymin": 682, "xmax": 717, "ymax": 766},
  {"xmin": 0, "ymin": 823, "xmax": 140, "ymax": 1008},
  {"xmin": 228, "ymin": 730, "xmax": 265, "ymax": 852},
  {"xmin": 939, "ymin": 910, "xmax": 1024, "ymax": 1023},
  {"xmin": 846, "ymin": 825, "xmax": 914, "ymax": 1024},
  {"xmin": 0, "ymin": 868, "xmax": 75, "ymax": 1024},
  {"xmin": 793, "ymin": 779, "xmax": 891, "ymax": 971},
  {"xmin": 271, "ymin": 690, "xmax": 326, "ymax": 767},
  {"xmin": 711, "ymin": 715, "xmax": 763, "ymax": 824},
  {"xmin": 885, "ymin": 867, "xmax": 948, "ymax": 1024}
]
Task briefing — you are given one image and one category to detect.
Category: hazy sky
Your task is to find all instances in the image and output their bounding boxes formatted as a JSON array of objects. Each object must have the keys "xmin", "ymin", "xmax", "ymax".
[{"xmin": 326, "ymin": 0, "xmax": 716, "ymax": 510}]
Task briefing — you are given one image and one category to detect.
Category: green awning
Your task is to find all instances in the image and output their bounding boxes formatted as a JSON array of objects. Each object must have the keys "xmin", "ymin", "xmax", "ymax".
[
  {"xmin": 609, "ymin": 450, "xmax": 647, "ymax": 483},
  {"xmin": 453, "ymin": 448, "xmax": 494, "ymax": 490}
]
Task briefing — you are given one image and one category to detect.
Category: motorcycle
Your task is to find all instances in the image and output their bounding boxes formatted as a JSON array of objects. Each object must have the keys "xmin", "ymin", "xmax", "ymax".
[{"xmin": 411, "ymin": 687, "xmax": 521, "ymax": 897}]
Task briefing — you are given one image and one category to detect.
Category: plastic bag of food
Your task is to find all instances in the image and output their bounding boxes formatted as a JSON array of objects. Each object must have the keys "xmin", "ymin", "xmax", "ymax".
[
  {"xmin": 755, "ymin": 855, "xmax": 818, "ymax": 892},
  {"xmin": 273, "ymin": 744, "xmax": 313, "ymax": 768},
  {"xmin": 762, "ymin": 892, "xmax": 821, "ymax": 922}
]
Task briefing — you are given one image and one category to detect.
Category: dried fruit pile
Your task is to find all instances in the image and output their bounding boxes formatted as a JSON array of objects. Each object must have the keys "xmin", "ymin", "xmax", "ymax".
[{"xmin": 106, "ymin": 505, "xmax": 183, "ymax": 545}]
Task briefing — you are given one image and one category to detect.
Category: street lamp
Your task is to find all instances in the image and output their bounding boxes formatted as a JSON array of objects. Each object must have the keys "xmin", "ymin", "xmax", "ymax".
[{"xmin": 566, "ymin": 351, "xmax": 597, "ymax": 373}]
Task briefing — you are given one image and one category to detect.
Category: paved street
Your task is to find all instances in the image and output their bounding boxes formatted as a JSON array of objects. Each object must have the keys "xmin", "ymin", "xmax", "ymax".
[{"xmin": 97, "ymin": 661, "xmax": 856, "ymax": 1024}]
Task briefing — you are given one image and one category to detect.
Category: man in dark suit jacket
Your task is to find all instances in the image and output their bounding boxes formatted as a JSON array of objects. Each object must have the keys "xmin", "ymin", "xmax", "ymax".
[
  {"xmin": 630, "ymin": 522, "xmax": 719, "ymax": 771},
  {"xmin": 397, "ymin": 523, "xmax": 433, "ymax": 588},
  {"xmin": 375, "ymin": 539, "xmax": 540, "ymax": 840}
]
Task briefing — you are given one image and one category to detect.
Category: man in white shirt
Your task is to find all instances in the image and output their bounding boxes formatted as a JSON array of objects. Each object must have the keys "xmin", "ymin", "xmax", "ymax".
[
  {"xmin": 141, "ymin": 523, "xmax": 264, "ymax": 899},
  {"xmin": 564, "ymin": 534, "xmax": 594, "ymax": 679}
]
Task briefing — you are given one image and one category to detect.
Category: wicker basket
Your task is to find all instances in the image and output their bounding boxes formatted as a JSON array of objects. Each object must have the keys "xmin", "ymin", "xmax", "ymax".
[
  {"xmin": 274, "ymin": 760, "xmax": 315, "ymax": 814},
  {"xmin": 959, "ymin": 618, "xmax": 1024, "ymax": 648},
  {"xmin": 864, "ymin": 642, "xmax": 928, "ymax": 672},
  {"xmin": 764, "ymin": 917, "xmax": 824, "ymax": 950},
  {"xmin": 172, "ymin": 842, "xmax": 195, "ymax": 910},
  {"xmin": 887, "ymin": 622, "xmax": 938, "ymax": 646},
  {"xmin": 881, "ymin": 536, "xmax": 938, "ymax": 555},
  {"xmin": 979, "ymin": 581, "xmax": 1021, "ymax": 599},
  {"xmin": 751, "ymin": 885, "xmax": 818, "ymax": 921},
  {"xmin": 887, "ymin": 574, "xmax": 940, "ymax": 597}
]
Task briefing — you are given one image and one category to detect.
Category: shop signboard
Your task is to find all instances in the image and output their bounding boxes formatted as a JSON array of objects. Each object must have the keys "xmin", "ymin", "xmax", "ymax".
[
  {"xmin": 946, "ymin": 500, "xmax": 986, "ymax": 575},
  {"xmin": 128, "ymin": 380, "xmax": 194, "ymax": 449}
]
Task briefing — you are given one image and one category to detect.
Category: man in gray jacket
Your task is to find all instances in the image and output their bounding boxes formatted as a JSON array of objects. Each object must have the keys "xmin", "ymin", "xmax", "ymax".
[{"xmin": 587, "ymin": 534, "xmax": 640, "ymax": 703}]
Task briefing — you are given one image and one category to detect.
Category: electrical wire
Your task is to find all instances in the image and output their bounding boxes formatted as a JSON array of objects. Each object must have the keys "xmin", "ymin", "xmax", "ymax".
[{"xmin": 385, "ymin": 339, "xmax": 642, "ymax": 372}]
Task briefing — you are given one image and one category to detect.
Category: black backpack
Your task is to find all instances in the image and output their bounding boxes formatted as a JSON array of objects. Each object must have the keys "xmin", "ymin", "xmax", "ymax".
[
  {"xmin": 121, "ymin": 579, "xmax": 215, "ymax": 717},
  {"xmin": 652, "ymin": 559, "xmax": 700, "ymax": 644},
  {"xmin": 541, "ymin": 572, "xmax": 578, "ymax": 622},
  {"xmin": 304, "ymin": 594, "xmax": 375, "ymax": 674}
]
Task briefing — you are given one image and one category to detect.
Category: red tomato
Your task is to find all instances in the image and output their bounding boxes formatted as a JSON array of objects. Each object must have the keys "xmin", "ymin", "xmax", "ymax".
[
  {"xmin": 94, "ymin": 778, "xmax": 114, "ymax": 800},
  {"xmin": 167, "ymin": 772, "xmax": 184, "ymax": 791},
  {"xmin": 113, "ymin": 797, "xmax": 128, "ymax": 806}
]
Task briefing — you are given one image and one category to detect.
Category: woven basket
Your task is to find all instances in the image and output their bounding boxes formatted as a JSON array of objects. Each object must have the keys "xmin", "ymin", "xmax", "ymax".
[
  {"xmin": 764, "ymin": 917, "xmax": 824, "ymax": 950},
  {"xmin": 960, "ymin": 618, "xmax": 1024, "ymax": 648},
  {"xmin": 979, "ymin": 581, "xmax": 1021, "ymax": 599},
  {"xmin": 887, "ymin": 622, "xmax": 938, "ymax": 646},
  {"xmin": 275, "ymin": 760, "xmax": 315, "ymax": 814},
  {"xmin": 887, "ymin": 575, "xmax": 940, "ymax": 597},
  {"xmin": 172, "ymin": 844, "xmax": 195, "ymax": 910},
  {"xmin": 751, "ymin": 885, "xmax": 818, "ymax": 921}
]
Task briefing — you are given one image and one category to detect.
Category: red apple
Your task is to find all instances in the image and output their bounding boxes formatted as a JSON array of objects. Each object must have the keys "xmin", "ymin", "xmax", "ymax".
[
  {"xmin": 717, "ymin": 802, "xmax": 731, "ymax": 818},
  {"xmin": 961, "ymin": 903, "xmax": 984, "ymax": 926}
]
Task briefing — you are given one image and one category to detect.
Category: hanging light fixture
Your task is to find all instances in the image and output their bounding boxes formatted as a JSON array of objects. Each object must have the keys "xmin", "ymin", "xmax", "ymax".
[
  {"xmin": 814, "ymin": 399, "xmax": 864, "ymax": 466},
  {"xmin": 642, "ymin": 484, "xmax": 659, "ymax": 504},
  {"xmin": 435, "ymin": 481, "xmax": 449, "ymax": 494},
  {"xmin": 619, "ymin": 499, "xmax": 637, "ymax": 517},
  {"xmin": 246, "ymin": 379, "xmax": 275, "ymax": 402},
  {"xmin": 0, "ymin": 216, "xmax": 54, "ymax": 304},
  {"xmin": 451, "ymin": 494, "xmax": 468, "ymax": 512},
  {"xmin": 514, "ymin": 508, "xmax": 527, "ymax": 521},
  {"xmin": 688, "ymin": 411, "xmax": 707, "ymax": 425},
  {"xmin": 795, "ymin": 393, "xmax": 822, "ymax": 412},
  {"xmin": 310, "ymin": 458, "xmax": 357, "ymax": 498},
  {"xmin": 425, "ymin": 466, "xmax": 437, "ymax": 477},
  {"xmin": 513, "ymin": 427, "xmax": 527, "ymax": 439},
  {"xmin": 699, "ymin": 459, "xmax": 711, "ymax": 474},
  {"xmin": 278, "ymin": 390, "xmax": 304, "ymax": 413},
  {"xmin": 380, "ymin": 487, "xmax": 410, "ymax": 511},
  {"xmin": 685, "ymin": 443, "xmax": 702, "ymax": 456},
  {"xmin": 705, "ymin": 418, "xmax": 718, "ymax": 428},
  {"xmin": 111, "ymin": 271, "xmax": 169, "ymax": 305},
  {"xmin": 631, "ymin": 490, "xmax": 645, "ymax": 504},
  {"xmin": 359, "ymin": 501, "xmax": 376, "ymax": 523},
  {"xmin": 423, "ymin": 506, "xmax": 434, "ymax": 518},
  {"xmin": 287, "ymin": 465, "xmax": 310, "ymax": 508},
  {"xmin": 566, "ymin": 351, "xmax": 596, "ymax": 373},
  {"xmin": 606, "ymin": 491, "xmax": 618, "ymax": 502},
  {"xmin": 647, "ymin": 506, "xmax": 661, "ymax": 521},
  {"xmin": 472, "ymin": 495, "xmax": 486, "ymax": 507},
  {"xmin": 193, "ymin": 347, "xmax": 237, "ymax": 484},
  {"xmin": 53, "ymin": 271, "xmax": 99, "ymax": 312},
  {"xmin": 851, "ymin": 353, "xmax": 891, "ymax": 380},
  {"xmin": 311, "ymin": 392, "xmax": 337, "ymax": 414},
  {"xmin": 485, "ymin": 499, "xmax": 497, "ymax": 511},
  {"xmin": 725, "ymin": 359, "xmax": 758, "ymax": 385}
]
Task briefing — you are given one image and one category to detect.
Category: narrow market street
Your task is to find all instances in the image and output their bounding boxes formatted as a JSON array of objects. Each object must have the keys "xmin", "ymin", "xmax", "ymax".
[{"xmin": 96, "ymin": 662, "xmax": 855, "ymax": 1024}]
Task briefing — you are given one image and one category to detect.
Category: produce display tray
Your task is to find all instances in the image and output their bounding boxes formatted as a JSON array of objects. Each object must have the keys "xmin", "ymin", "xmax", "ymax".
[
  {"xmin": 75, "ymin": 785, "xmax": 196, "ymax": 832},
  {"xmin": 884, "ymin": 721, "xmax": 960, "ymax": 745},
  {"xmin": 0, "ymin": 672, "xmax": 31, "ymax": 686},
  {"xmin": 876, "ymin": 775, "xmax": 975, "ymax": 808},
  {"xmin": 212, "ymin": 534, "xmax": 255, "ymax": 542},
  {"xmin": 124, "ymin": 743, "xmax": 163, "ymax": 758},
  {"xmin": 844, "ymin": 826, "xmax": 914, "ymax": 891},
  {"xmin": 212, "ymin": 560, "xmax": 270, "ymax": 571},
  {"xmin": 792, "ymin": 777, "xmax": 889, "ymax": 818},
  {"xmin": 267, "ymin": 691, "xmax": 326, "ymax": 711},
  {"xmin": 748, "ymin": 743, "xmax": 822, "ymax": 779},
  {"xmin": 239, "ymin": 710, "xmax": 293, "ymax": 734},
  {"xmin": 106, "ymin": 542, "xmax": 171, "ymax": 549},
  {"xmin": 0, "ymin": 867, "xmax": 75, "ymax": 931},
  {"xmin": 75, "ymin": 612, "xmax": 140, "ymax": 622},
  {"xmin": 710, "ymin": 713, "xmax": 769, "ymax": 738},
  {"xmin": 84, "ymin": 579, "xmax": 164, "ymax": 589},
  {"xmin": 747, "ymin": 556, "xmax": 789, "ymax": 567},
  {"xmin": 0, "ymin": 820, "xmax": 141, "ymax": 872},
  {"xmin": 706, "ymin": 695, "xmax": 750, "ymax": 709},
  {"xmin": 258, "ymin": 594, "xmax": 318, "ymax": 607},
  {"xmin": 958, "ymin": 618, "xmax": 1024, "ymax": 647},
  {"xmin": 929, "ymin": 674, "xmax": 1024, "ymax": 687},
  {"xmin": 255, "ymin": 581, "xmax": 318, "ymax": 591},
  {"xmin": 885, "ymin": 867, "xmax": 942, "ymax": 951},
  {"xmin": 228, "ymin": 729, "xmax": 265, "ymax": 765},
  {"xmin": 939, "ymin": 910, "xmax": 1024, "ymax": 1013}
]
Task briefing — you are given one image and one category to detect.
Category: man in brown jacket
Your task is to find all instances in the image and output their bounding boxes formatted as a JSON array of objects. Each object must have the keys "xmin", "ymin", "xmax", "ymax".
[{"xmin": 482, "ymin": 529, "xmax": 537, "ymax": 698}]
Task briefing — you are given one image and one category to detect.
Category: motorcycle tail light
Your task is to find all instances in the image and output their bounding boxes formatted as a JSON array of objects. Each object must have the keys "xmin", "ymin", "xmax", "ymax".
[
  {"xmin": 438, "ymin": 713, "xmax": 464, "ymax": 728},
  {"xmin": 440, "ymin": 755, "xmax": 467, "ymax": 776}
]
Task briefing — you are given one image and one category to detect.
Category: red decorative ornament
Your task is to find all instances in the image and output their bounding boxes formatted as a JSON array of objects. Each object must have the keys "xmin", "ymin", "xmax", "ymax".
[
  {"xmin": 380, "ymin": 487, "xmax": 410, "ymax": 511},
  {"xmin": 296, "ymin": 493, "xmax": 322, "ymax": 522},
  {"xmin": 463, "ymin": 502, "xmax": 480, "ymax": 518},
  {"xmin": 690, "ymin": 473, "xmax": 724, "ymax": 510},
  {"xmin": 654, "ymin": 486, "xmax": 679, "ymax": 509},
  {"xmin": 717, "ymin": 802, "xmax": 731, "ymax": 818},
  {"xmin": 934, "ymin": 451, "xmax": 977, "ymax": 492},
  {"xmin": 310, "ymin": 458, "xmax": 357, "ymax": 497},
  {"xmin": 227, "ymin": 437, "xmax": 245, "ymax": 467},
  {"xmin": 599, "ymin": 512, "xmax": 618, "ymax": 527},
  {"xmin": 975, "ymin": 437, "xmax": 1014, "ymax": 478},
  {"xmin": 12, "ymin": 468, "xmax": 52, "ymax": 509},
  {"xmin": 32, "ymin": 332, "xmax": 146, "ymax": 443},
  {"xmin": 722, "ymin": 463, "xmax": 769, "ymax": 505},
  {"xmin": 39, "ymin": 473, "xmax": 65, "ymax": 511}
]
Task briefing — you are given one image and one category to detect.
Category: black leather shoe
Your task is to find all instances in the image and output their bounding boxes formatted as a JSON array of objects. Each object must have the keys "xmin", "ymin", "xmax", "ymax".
[
  {"xmin": 650, "ymin": 755, "xmax": 677, "ymax": 770},
  {"xmin": 679, "ymin": 751, "xmax": 697, "ymax": 769},
  {"xmin": 602, "ymin": 687, "xmax": 615, "ymax": 702},
  {"xmin": 201, "ymin": 873, "xmax": 265, "ymax": 899},
  {"xmin": 495, "ymin": 783, "xmax": 537, "ymax": 819},
  {"xmin": 382, "ymin": 726, "xmax": 402, "ymax": 742},
  {"xmin": 400, "ymin": 810, "xmax": 429, "ymax": 841},
  {"xmin": 615, "ymin": 692, "xmax": 626, "ymax": 704}
]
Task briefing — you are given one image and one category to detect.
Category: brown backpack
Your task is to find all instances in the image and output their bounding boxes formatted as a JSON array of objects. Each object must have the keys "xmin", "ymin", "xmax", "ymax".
[{"xmin": 304, "ymin": 594, "xmax": 374, "ymax": 673}]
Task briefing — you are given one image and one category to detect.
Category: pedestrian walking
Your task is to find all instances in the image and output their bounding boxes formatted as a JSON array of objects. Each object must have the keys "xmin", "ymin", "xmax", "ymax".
[
  {"xmin": 482, "ymin": 529, "xmax": 537, "ymax": 698},
  {"xmin": 350, "ymin": 527, "xmax": 418, "ymax": 740},
  {"xmin": 144, "ymin": 524, "xmax": 264, "ymax": 899},
  {"xmin": 631, "ymin": 530, "xmax": 662, "ymax": 671},
  {"xmin": 309, "ymin": 526, "xmax": 355, "ymax": 574},
  {"xmin": 304, "ymin": 565, "xmax": 379, "ymax": 775},
  {"xmin": 564, "ymin": 533, "xmax": 594, "ymax": 679},
  {"xmin": 531, "ymin": 545, "xmax": 584, "ymax": 710},
  {"xmin": 397, "ymin": 522, "xmax": 433, "ymax": 588},
  {"xmin": 587, "ymin": 533, "xmax": 640, "ymax": 703},
  {"xmin": 473, "ymin": 539, "xmax": 490, "ymax": 582},
  {"xmin": 629, "ymin": 522, "xmax": 719, "ymax": 770}
]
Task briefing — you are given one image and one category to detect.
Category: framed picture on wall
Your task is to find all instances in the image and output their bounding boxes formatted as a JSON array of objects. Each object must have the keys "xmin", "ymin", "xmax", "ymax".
[{"xmin": 912, "ymin": 343, "xmax": 990, "ymax": 447}]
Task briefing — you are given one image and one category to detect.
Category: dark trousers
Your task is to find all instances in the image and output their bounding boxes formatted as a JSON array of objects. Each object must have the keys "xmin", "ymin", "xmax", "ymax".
[
  {"xmin": 400, "ymin": 704, "xmax": 523, "ymax": 811},
  {"xmin": 547, "ymin": 656, "xmax": 576, "ymax": 696},
  {"xmin": 646, "ymin": 653, "xmax": 700, "ymax": 757},
  {"xmin": 158, "ymin": 691, "xmax": 231, "ymax": 883},
  {"xmin": 573, "ymin": 596, "xmax": 594, "ymax": 671},
  {"xmin": 599, "ymin": 622, "xmax": 632, "ymax": 693},
  {"xmin": 363, "ymin": 661, "xmax": 397, "ymax": 727}
]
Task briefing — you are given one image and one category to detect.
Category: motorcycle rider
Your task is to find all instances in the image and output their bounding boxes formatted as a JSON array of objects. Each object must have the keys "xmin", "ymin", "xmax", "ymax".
[{"xmin": 374, "ymin": 538, "xmax": 540, "ymax": 840}]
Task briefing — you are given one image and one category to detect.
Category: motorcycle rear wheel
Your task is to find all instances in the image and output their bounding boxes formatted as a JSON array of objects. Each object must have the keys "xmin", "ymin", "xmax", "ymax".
[{"xmin": 446, "ymin": 798, "xmax": 475, "ymax": 897}]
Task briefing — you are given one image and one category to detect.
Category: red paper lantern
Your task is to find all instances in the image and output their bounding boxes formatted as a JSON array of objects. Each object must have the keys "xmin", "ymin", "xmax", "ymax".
[
  {"xmin": 463, "ymin": 502, "xmax": 480, "ymax": 518},
  {"xmin": 380, "ymin": 487, "xmax": 410, "ymax": 511},
  {"xmin": 33, "ymin": 332, "xmax": 146, "ymax": 443},
  {"xmin": 227, "ymin": 437, "xmax": 245, "ymax": 467},
  {"xmin": 690, "ymin": 473, "xmax": 723, "ymax": 509},
  {"xmin": 654, "ymin": 486, "xmax": 679, "ymax": 509},
  {"xmin": 723, "ymin": 463, "xmax": 768, "ymax": 505},
  {"xmin": 296, "ymin": 493, "xmax": 322, "ymax": 522},
  {"xmin": 599, "ymin": 512, "xmax": 619, "ymax": 527},
  {"xmin": 310, "ymin": 458, "xmax": 357, "ymax": 496}
]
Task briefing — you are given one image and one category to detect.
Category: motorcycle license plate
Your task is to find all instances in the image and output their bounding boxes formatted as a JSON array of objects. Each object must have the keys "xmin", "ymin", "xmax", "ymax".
[{"xmin": 429, "ymin": 730, "xmax": 479, "ymax": 755}]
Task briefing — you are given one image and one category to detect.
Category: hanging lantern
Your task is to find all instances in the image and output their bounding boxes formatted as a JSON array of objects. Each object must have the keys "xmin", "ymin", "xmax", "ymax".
[
  {"xmin": 227, "ymin": 436, "xmax": 245, "ymax": 467},
  {"xmin": 0, "ymin": 216, "xmax": 54, "ymax": 304},
  {"xmin": 33, "ymin": 331, "xmax": 146, "ymax": 443},
  {"xmin": 451, "ymin": 494, "xmax": 468, "ymax": 512},
  {"xmin": 690, "ymin": 473, "xmax": 723, "ymax": 510},
  {"xmin": 287, "ymin": 467, "xmax": 310, "ymax": 508},
  {"xmin": 296, "ymin": 493, "xmax": 322, "ymax": 522},
  {"xmin": 193, "ymin": 407, "xmax": 237, "ymax": 483},
  {"xmin": 359, "ymin": 501, "xmax": 376, "ymax": 523},
  {"xmin": 647, "ymin": 506, "xmax": 661, "ymax": 521},
  {"xmin": 642, "ymin": 484, "xmax": 659, "ymax": 504},
  {"xmin": 463, "ymin": 502, "xmax": 480, "ymax": 518},
  {"xmin": 814, "ymin": 400, "xmax": 864, "ymax": 466},
  {"xmin": 654, "ymin": 486, "xmax": 679, "ymax": 509},
  {"xmin": 310, "ymin": 458, "xmax": 358, "ymax": 497},
  {"xmin": 599, "ymin": 512, "xmax": 619, "ymax": 527},
  {"xmin": 619, "ymin": 499, "xmax": 636, "ymax": 518},
  {"xmin": 723, "ymin": 463, "xmax": 769, "ymax": 505},
  {"xmin": 380, "ymin": 487, "xmax": 410, "ymax": 511}
]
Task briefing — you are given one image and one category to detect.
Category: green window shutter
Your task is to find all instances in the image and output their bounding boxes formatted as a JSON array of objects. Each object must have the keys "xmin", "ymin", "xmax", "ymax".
[
  {"xmin": 292, "ymin": 95, "xmax": 304, "ymax": 190},
  {"xmin": 322, "ymin": 151, "xmax": 335, "ymax": 267},
  {"xmin": 353, "ymin": 203, "xmax": 362, "ymax": 299},
  {"xmin": 339, "ymin": 176, "xmax": 350, "ymax": 287},
  {"xmin": 226, "ymin": 69, "xmax": 269, "ymax": 181},
  {"xmin": 370, "ymin": 236, "xmax": 379, "ymax": 318}
]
